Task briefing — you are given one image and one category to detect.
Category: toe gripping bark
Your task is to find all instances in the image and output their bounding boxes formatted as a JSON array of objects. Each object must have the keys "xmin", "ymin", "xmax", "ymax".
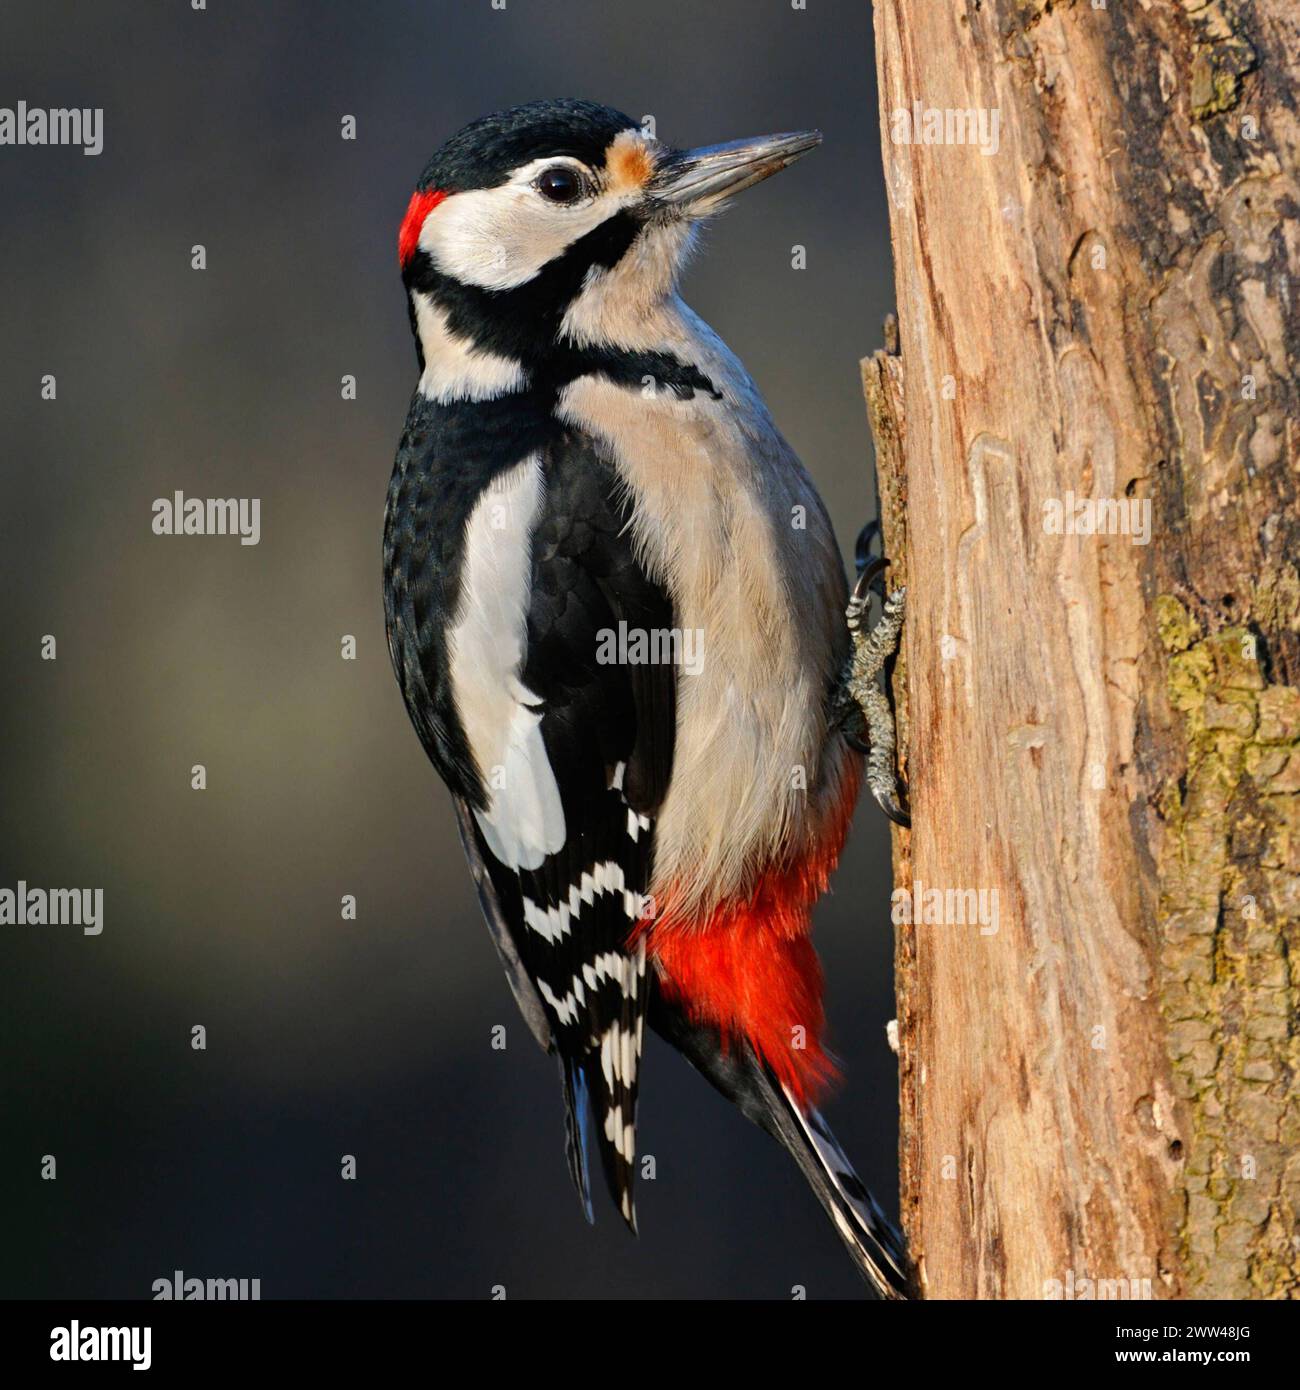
[{"xmin": 835, "ymin": 522, "xmax": 910, "ymax": 828}]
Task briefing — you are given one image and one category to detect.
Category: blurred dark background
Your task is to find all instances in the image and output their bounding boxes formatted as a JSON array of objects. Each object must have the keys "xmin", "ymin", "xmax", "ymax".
[{"xmin": 0, "ymin": 0, "xmax": 897, "ymax": 1299}]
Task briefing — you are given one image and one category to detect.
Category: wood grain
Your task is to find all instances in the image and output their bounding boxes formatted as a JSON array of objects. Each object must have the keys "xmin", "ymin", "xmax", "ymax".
[{"xmin": 867, "ymin": 0, "xmax": 1299, "ymax": 1298}]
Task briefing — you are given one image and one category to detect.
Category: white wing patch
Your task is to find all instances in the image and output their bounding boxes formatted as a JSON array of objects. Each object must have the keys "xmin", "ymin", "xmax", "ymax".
[{"xmin": 448, "ymin": 455, "xmax": 565, "ymax": 870}]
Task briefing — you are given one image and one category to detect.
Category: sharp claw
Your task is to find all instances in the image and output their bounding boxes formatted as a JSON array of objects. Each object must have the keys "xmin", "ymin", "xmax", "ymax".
[
  {"xmin": 873, "ymin": 787, "xmax": 911, "ymax": 829},
  {"xmin": 854, "ymin": 518, "xmax": 881, "ymax": 573},
  {"xmin": 853, "ymin": 556, "xmax": 889, "ymax": 606}
]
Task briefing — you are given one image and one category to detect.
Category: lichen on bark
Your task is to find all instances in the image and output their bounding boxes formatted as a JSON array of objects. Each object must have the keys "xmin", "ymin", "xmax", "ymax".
[
  {"xmin": 869, "ymin": 0, "xmax": 1298, "ymax": 1297},
  {"xmin": 1157, "ymin": 595, "xmax": 1300, "ymax": 1297},
  {"xmin": 1181, "ymin": 0, "xmax": 1258, "ymax": 119}
]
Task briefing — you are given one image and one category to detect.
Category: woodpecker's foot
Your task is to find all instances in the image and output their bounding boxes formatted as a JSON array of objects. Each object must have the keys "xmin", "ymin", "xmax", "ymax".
[{"xmin": 840, "ymin": 558, "xmax": 910, "ymax": 828}]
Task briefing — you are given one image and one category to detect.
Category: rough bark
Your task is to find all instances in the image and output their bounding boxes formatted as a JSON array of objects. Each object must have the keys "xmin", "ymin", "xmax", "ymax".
[{"xmin": 865, "ymin": 0, "xmax": 1299, "ymax": 1299}]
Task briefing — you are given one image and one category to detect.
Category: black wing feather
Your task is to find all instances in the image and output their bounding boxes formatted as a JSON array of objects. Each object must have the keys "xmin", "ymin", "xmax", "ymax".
[
  {"xmin": 452, "ymin": 797, "xmax": 552, "ymax": 1053},
  {"xmin": 494, "ymin": 433, "xmax": 674, "ymax": 1228},
  {"xmin": 386, "ymin": 398, "xmax": 676, "ymax": 1230}
]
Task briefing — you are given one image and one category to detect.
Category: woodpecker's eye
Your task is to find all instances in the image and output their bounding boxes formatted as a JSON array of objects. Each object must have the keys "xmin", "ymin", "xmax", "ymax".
[{"xmin": 536, "ymin": 166, "xmax": 586, "ymax": 204}]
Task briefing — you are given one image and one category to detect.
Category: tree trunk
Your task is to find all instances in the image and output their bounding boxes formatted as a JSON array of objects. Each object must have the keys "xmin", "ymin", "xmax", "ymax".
[{"xmin": 865, "ymin": 0, "xmax": 1300, "ymax": 1299}]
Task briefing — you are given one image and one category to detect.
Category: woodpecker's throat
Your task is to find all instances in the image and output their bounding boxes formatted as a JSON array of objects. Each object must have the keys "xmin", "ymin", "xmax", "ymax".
[{"xmin": 404, "ymin": 215, "xmax": 715, "ymax": 412}]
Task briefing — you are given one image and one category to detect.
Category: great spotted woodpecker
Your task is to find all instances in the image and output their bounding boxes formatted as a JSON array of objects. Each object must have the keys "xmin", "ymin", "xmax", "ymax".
[{"xmin": 383, "ymin": 99, "xmax": 908, "ymax": 1297}]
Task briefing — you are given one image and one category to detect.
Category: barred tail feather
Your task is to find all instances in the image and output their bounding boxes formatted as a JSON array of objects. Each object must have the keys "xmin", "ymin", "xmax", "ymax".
[
  {"xmin": 775, "ymin": 1083, "xmax": 909, "ymax": 1299},
  {"xmin": 649, "ymin": 993, "xmax": 909, "ymax": 1297}
]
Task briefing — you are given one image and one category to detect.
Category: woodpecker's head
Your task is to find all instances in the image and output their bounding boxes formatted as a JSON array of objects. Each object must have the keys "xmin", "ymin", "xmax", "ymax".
[{"xmin": 397, "ymin": 99, "xmax": 820, "ymax": 384}]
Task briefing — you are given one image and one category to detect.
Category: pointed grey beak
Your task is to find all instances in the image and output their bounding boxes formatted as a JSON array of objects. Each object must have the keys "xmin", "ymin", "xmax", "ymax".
[{"xmin": 650, "ymin": 130, "xmax": 822, "ymax": 213}]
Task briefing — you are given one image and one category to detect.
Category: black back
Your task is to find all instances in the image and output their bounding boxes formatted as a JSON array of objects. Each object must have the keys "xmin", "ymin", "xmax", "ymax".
[{"xmin": 383, "ymin": 388, "xmax": 677, "ymax": 1225}]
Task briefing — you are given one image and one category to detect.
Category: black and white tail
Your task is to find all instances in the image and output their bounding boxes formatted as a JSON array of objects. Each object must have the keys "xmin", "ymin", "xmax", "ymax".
[
  {"xmin": 649, "ymin": 996, "xmax": 910, "ymax": 1298},
  {"xmin": 774, "ymin": 1084, "xmax": 910, "ymax": 1299}
]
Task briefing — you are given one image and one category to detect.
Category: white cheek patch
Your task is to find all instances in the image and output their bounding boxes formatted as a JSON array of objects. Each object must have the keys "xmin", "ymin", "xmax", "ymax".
[
  {"xmin": 448, "ymin": 456, "xmax": 565, "ymax": 871},
  {"xmin": 412, "ymin": 293, "xmax": 526, "ymax": 403},
  {"xmin": 418, "ymin": 158, "xmax": 637, "ymax": 291}
]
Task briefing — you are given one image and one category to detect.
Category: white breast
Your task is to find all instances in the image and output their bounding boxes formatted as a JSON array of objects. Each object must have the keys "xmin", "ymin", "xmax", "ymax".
[{"xmin": 556, "ymin": 299, "xmax": 849, "ymax": 918}]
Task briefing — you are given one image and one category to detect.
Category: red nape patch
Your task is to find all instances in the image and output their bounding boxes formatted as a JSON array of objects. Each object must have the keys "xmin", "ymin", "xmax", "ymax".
[
  {"xmin": 397, "ymin": 187, "xmax": 447, "ymax": 268},
  {"xmin": 645, "ymin": 757, "xmax": 861, "ymax": 1106}
]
